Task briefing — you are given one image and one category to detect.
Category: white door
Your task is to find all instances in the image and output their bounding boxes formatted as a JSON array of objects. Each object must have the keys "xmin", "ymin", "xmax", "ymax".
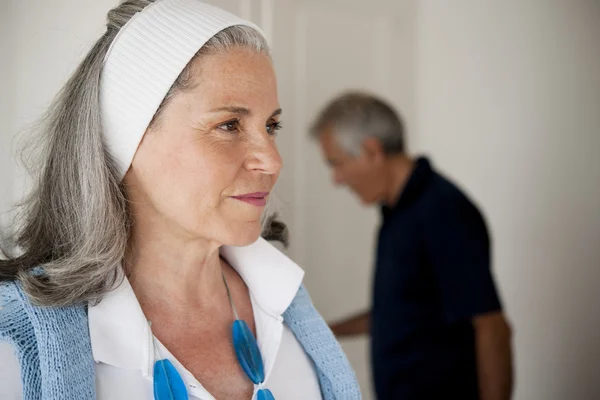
[{"xmin": 223, "ymin": 1, "xmax": 418, "ymax": 398}]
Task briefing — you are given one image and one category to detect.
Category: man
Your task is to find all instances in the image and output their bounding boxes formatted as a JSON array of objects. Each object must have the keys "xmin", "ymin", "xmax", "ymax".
[{"xmin": 311, "ymin": 92, "xmax": 513, "ymax": 400}]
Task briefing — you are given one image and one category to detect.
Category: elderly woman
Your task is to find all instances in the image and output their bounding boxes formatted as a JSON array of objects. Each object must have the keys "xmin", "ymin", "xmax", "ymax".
[{"xmin": 0, "ymin": 1, "xmax": 361, "ymax": 399}]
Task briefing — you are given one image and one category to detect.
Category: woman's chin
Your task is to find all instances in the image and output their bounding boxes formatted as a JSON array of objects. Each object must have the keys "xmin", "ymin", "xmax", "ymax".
[{"xmin": 224, "ymin": 222, "xmax": 262, "ymax": 247}]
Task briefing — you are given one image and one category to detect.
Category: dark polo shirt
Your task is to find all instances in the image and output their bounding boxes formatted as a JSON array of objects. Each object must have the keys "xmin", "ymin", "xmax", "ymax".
[{"xmin": 371, "ymin": 157, "xmax": 502, "ymax": 399}]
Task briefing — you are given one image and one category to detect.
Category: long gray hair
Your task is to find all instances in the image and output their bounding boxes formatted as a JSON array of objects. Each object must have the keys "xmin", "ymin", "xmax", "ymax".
[{"xmin": 0, "ymin": 0, "xmax": 287, "ymax": 307}]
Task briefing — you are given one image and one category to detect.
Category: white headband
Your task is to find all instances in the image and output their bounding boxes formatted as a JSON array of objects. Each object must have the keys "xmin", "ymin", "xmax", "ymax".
[{"xmin": 100, "ymin": 0, "xmax": 263, "ymax": 179}]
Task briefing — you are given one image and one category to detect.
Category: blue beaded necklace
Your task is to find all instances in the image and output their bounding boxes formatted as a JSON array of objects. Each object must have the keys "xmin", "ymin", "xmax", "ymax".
[{"xmin": 151, "ymin": 272, "xmax": 275, "ymax": 400}]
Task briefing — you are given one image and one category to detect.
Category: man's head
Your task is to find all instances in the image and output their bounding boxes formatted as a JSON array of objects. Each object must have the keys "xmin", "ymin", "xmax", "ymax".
[{"xmin": 310, "ymin": 92, "xmax": 406, "ymax": 205}]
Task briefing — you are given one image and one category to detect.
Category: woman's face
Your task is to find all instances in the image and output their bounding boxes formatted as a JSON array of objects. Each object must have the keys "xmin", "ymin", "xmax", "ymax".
[{"xmin": 125, "ymin": 46, "xmax": 282, "ymax": 246}]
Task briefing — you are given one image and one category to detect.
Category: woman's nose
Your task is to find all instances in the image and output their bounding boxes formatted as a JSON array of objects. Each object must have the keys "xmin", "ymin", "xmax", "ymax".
[{"xmin": 244, "ymin": 135, "xmax": 283, "ymax": 175}]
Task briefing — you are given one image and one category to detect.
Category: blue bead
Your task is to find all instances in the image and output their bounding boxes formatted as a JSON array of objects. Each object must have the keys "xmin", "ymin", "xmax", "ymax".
[
  {"xmin": 257, "ymin": 388, "xmax": 276, "ymax": 400},
  {"xmin": 153, "ymin": 359, "xmax": 188, "ymax": 400},
  {"xmin": 232, "ymin": 320, "xmax": 265, "ymax": 384}
]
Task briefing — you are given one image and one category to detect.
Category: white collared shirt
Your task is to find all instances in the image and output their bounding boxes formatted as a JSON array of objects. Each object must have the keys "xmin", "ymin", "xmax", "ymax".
[{"xmin": 0, "ymin": 238, "xmax": 323, "ymax": 400}]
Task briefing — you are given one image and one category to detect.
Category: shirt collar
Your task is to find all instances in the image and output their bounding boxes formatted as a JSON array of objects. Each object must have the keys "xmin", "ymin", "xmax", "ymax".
[{"xmin": 88, "ymin": 237, "xmax": 304, "ymax": 370}]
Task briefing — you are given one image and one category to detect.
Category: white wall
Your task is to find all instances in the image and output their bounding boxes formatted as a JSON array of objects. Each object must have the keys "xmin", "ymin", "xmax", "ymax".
[
  {"xmin": 6, "ymin": 0, "xmax": 117, "ymax": 204},
  {"xmin": 415, "ymin": 1, "xmax": 600, "ymax": 399},
  {"xmin": 0, "ymin": 0, "xmax": 15, "ymax": 228}
]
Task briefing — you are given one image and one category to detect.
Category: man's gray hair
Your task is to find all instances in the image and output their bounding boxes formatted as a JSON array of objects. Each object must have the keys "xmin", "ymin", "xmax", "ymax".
[
  {"xmin": 310, "ymin": 91, "xmax": 405, "ymax": 156},
  {"xmin": 0, "ymin": 0, "xmax": 286, "ymax": 307}
]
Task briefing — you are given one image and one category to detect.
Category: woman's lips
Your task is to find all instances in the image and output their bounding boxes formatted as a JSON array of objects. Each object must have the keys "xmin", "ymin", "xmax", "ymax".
[{"xmin": 231, "ymin": 192, "xmax": 269, "ymax": 207}]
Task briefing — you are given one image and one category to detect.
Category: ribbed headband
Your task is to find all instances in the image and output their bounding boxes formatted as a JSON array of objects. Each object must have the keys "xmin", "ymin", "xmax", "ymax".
[{"xmin": 100, "ymin": 0, "xmax": 263, "ymax": 179}]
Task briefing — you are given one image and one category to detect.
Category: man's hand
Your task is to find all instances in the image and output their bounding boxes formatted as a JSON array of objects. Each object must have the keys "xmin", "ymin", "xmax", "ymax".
[{"xmin": 329, "ymin": 311, "xmax": 371, "ymax": 337}]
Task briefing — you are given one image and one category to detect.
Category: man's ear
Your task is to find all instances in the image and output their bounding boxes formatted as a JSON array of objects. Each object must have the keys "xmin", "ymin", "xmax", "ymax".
[{"xmin": 361, "ymin": 137, "xmax": 385, "ymax": 163}]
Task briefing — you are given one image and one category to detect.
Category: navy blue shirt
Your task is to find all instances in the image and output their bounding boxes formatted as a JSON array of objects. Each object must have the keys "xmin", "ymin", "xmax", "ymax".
[{"xmin": 371, "ymin": 157, "xmax": 502, "ymax": 399}]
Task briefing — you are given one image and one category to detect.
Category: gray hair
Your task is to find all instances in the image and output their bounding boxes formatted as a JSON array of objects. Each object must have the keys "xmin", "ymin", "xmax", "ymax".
[
  {"xmin": 310, "ymin": 91, "xmax": 406, "ymax": 156},
  {"xmin": 0, "ymin": 0, "xmax": 286, "ymax": 307}
]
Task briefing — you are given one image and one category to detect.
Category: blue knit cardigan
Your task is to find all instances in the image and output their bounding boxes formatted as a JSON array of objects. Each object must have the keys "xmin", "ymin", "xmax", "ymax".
[{"xmin": 0, "ymin": 281, "xmax": 361, "ymax": 400}]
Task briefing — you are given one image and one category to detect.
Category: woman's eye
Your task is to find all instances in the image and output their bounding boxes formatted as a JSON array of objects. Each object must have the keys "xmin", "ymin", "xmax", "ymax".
[
  {"xmin": 218, "ymin": 120, "xmax": 240, "ymax": 133},
  {"xmin": 266, "ymin": 121, "xmax": 283, "ymax": 136}
]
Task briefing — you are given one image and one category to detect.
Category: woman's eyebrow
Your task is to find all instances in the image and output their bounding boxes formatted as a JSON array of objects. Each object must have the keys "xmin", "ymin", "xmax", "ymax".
[
  {"xmin": 208, "ymin": 106, "xmax": 282, "ymax": 118},
  {"xmin": 208, "ymin": 106, "xmax": 251, "ymax": 116}
]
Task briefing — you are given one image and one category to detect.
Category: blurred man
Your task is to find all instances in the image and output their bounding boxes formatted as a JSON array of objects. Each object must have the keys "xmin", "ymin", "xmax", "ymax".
[{"xmin": 311, "ymin": 92, "xmax": 513, "ymax": 400}]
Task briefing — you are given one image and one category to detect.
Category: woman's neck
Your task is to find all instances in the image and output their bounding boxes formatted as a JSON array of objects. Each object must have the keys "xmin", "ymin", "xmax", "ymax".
[{"xmin": 125, "ymin": 224, "xmax": 225, "ymax": 309}]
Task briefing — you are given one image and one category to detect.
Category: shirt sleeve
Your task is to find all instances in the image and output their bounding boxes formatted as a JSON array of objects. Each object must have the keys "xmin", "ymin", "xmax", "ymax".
[{"xmin": 423, "ymin": 193, "xmax": 502, "ymax": 322}]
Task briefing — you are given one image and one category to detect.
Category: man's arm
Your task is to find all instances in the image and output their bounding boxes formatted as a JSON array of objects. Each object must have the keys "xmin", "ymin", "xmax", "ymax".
[
  {"xmin": 474, "ymin": 311, "xmax": 514, "ymax": 400},
  {"xmin": 329, "ymin": 311, "xmax": 370, "ymax": 337}
]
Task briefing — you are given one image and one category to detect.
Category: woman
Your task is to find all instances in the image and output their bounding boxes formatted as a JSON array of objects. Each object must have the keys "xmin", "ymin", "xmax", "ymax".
[{"xmin": 0, "ymin": 1, "xmax": 361, "ymax": 399}]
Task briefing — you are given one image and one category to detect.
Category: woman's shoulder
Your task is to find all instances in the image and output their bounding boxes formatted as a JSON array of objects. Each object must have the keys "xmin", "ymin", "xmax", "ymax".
[
  {"xmin": 0, "ymin": 279, "xmax": 28, "ymax": 317},
  {"xmin": 283, "ymin": 284, "xmax": 362, "ymax": 399},
  {"xmin": 0, "ymin": 281, "xmax": 29, "ymax": 345},
  {"xmin": 283, "ymin": 284, "xmax": 331, "ymax": 338},
  {"xmin": 0, "ymin": 279, "xmax": 88, "ymax": 336},
  {"xmin": 0, "ymin": 281, "xmax": 20, "ymax": 326},
  {"xmin": 0, "ymin": 280, "xmax": 19, "ymax": 306},
  {"xmin": 284, "ymin": 284, "xmax": 314, "ymax": 314},
  {"xmin": 0, "ymin": 282, "xmax": 24, "ymax": 399}
]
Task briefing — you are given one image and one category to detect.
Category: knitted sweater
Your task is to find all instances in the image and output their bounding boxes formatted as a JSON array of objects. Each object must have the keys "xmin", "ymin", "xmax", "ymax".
[{"xmin": 0, "ymin": 281, "xmax": 361, "ymax": 400}]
